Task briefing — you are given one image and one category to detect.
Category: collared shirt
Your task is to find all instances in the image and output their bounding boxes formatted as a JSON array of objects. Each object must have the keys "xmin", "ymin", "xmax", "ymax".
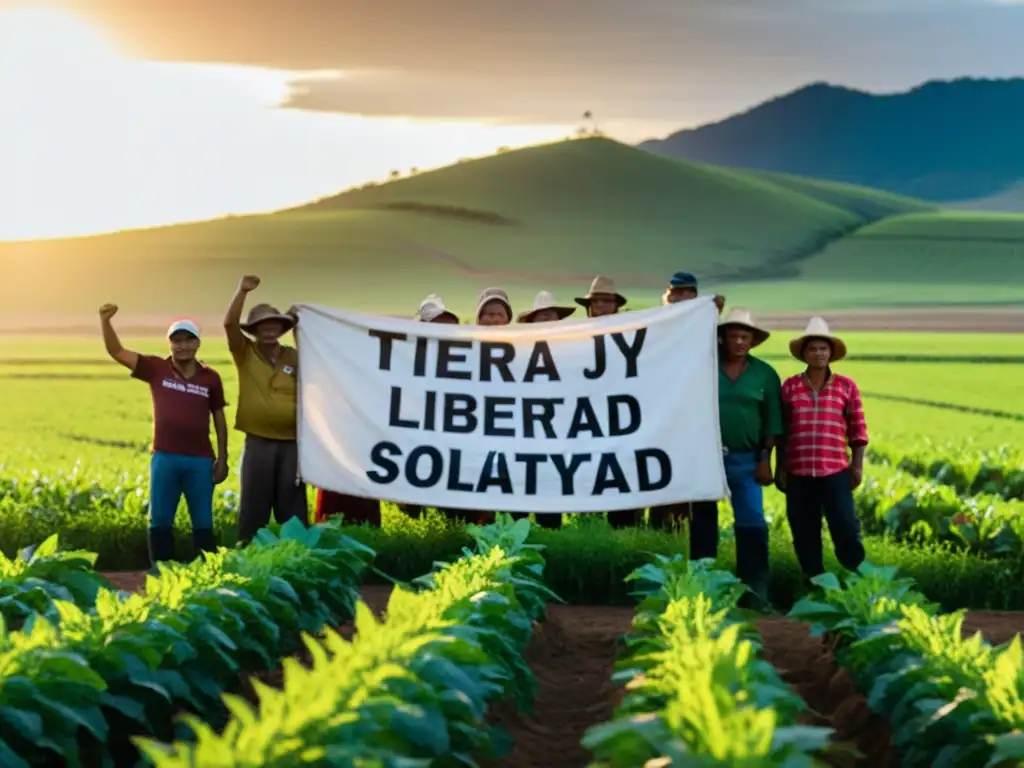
[
  {"xmin": 132, "ymin": 356, "xmax": 226, "ymax": 458},
  {"xmin": 781, "ymin": 369, "xmax": 868, "ymax": 477},
  {"xmin": 718, "ymin": 355, "xmax": 783, "ymax": 452},
  {"xmin": 232, "ymin": 339, "xmax": 299, "ymax": 440}
]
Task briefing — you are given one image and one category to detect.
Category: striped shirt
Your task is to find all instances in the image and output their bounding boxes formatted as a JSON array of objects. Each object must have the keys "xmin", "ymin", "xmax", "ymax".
[{"xmin": 781, "ymin": 371, "xmax": 868, "ymax": 478}]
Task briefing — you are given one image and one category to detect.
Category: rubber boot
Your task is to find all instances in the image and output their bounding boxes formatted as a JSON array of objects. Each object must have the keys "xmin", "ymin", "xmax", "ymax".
[
  {"xmin": 192, "ymin": 528, "xmax": 218, "ymax": 560},
  {"xmin": 734, "ymin": 526, "xmax": 770, "ymax": 609},
  {"xmin": 147, "ymin": 526, "xmax": 176, "ymax": 574}
]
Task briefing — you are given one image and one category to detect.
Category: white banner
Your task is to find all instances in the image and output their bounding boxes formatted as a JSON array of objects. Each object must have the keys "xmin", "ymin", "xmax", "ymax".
[{"xmin": 295, "ymin": 297, "xmax": 728, "ymax": 513}]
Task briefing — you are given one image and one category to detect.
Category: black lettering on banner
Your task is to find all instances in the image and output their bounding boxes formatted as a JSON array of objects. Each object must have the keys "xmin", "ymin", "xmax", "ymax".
[
  {"xmin": 442, "ymin": 394, "xmax": 478, "ymax": 433},
  {"xmin": 483, "ymin": 396, "xmax": 516, "ymax": 437},
  {"xmin": 423, "ymin": 391, "xmax": 437, "ymax": 431},
  {"xmin": 515, "ymin": 453, "xmax": 548, "ymax": 495},
  {"xmin": 446, "ymin": 449, "xmax": 475, "ymax": 491},
  {"xmin": 522, "ymin": 398, "xmax": 561, "ymax": 439},
  {"xmin": 369, "ymin": 330, "xmax": 407, "ymax": 371},
  {"xmin": 413, "ymin": 337, "xmax": 428, "ymax": 377},
  {"xmin": 607, "ymin": 394, "xmax": 641, "ymax": 436},
  {"xmin": 551, "ymin": 454, "xmax": 592, "ymax": 494},
  {"xmin": 583, "ymin": 334, "xmax": 606, "ymax": 380},
  {"xmin": 612, "ymin": 329, "xmax": 647, "ymax": 378},
  {"xmin": 636, "ymin": 448, "xmax": 671, "ymax": 491},
  {"xmin": 437, "ymin": 340, "xmax": 473, "ymax": 380},
  {"xmin": 367, "ymin": 441, "xmax": 401, "ymax": 483},
  {"xmin": 524, "ymin": 341, "xmax": 560, "ymax": 382},
  {"xmin": 388, "ymin": 387, "xmax": 418, "ymax": 429},
  {"xmin": 567, "ymin": 398, "xmax": 603, "ymax": 439},
  {"xmin": 592, "ymin": 453, "xmax": 630, "ymax": 495},
  {"xmin": 405, "ymin": 445, "xmax": 444, "ymax": 488},
  {"xmin": 476, "ymin": 451, "xmax": 513, "ymax": 493},
  {"xmin": 480, "ymin": 342, "xmax": 515, "ymax": 382}
]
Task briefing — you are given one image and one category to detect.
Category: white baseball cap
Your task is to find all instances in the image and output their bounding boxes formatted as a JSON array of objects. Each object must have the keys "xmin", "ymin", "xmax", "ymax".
[{"xmin": 167, "ymin": 318, "xmax": 201, "ymax": 339}]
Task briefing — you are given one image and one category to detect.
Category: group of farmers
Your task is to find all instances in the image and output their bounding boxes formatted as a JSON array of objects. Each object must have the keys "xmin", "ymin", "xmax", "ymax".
[{"xmin": 99, "ymin": 269, "xmax": 869, "ymax": 601}]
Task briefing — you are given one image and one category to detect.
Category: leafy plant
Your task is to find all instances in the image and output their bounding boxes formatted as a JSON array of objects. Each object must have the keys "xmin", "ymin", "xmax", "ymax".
[
  {"xmin": 0, "ymin": 534, "xmax": 107, "ymax": 629},
  {"xmin": 0, "ymin": 518, "xmax": 375, "ymax": 767},
  {"xmin": 136, "ymin": 513, "xmax": 556, "ymax": 766},
  {"xmin": 790, "ymin": 561, "xmax": 1024, "ymax": 767},
  {"xmin": 584, "ymin": 555, "xmax": 833, "ymax": 766}
]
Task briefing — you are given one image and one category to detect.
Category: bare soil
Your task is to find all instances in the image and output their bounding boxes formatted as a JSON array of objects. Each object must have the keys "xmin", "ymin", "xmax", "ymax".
[{"xmin": 99, "ymin": 575, "xmax": 1024, "ymax": 767}]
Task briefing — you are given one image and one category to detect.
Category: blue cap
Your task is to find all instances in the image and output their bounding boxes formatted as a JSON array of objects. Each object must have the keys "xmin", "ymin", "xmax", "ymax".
[{"xmin": 669, "ymin": 271, "xmax": 698, "ymax": 289}]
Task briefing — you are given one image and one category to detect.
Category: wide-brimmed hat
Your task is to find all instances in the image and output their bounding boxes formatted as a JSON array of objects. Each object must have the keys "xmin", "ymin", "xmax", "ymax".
[
  {"xmin": 718, "ymin": 308, "xmax": 770, "ymax": 347},
  {"xmin": 789, "ymin": 316, "xmax": 848, "ymax": 362},
  {"xmin": 575, "ymin": 275, "xmax": 627, "ymax": 308},
  {"xmin": 475, "ymin": 287, "xmax": 512, "ymax": 321},
  {"xmin": 415, "ymin": 294, "xmax": 460, "ymax": 323},
  {"xmin": 241, "ymin": 303, "xmax": 296, "ymax": 334},
  {"xmin": 517, "ymin": 291, "xmax": 576, "ymax": 323}
]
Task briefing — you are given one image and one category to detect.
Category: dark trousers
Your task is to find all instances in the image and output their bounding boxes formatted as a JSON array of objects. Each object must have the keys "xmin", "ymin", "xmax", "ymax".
[
  {"xmin": 403, "ymin": 504, "xmax": 494, "ymax": 525},
  {"xmin": 785, "ymin": 469, "xmax": 865, "ymax": 579},
  {"xmin": 239, "ymin": 434, "xmax": 308, "ymax": 543},
  {"xmin": 608, "ymin": 508, "xmax": 643, "ymax": 528},
  {"xmin": 317, "ymin": 490, "xmax": 381, "ymax": 526},
  {"xmin": 650, "ymin": 502, "xmax": 718, "ymax": 559},
  {"xmin": 509, "ymin": 511, "xmax": 562, "ymax": 529}
]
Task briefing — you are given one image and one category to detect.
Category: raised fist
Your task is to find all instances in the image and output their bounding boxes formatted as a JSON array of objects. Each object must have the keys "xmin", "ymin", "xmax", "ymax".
[
  {"xmin": 239, "ymin": 275, "xmax": 261, "ymax": 293},
  {"xmin": 98, "ymin": 303, "xmax": 119, "ymax": 321}
]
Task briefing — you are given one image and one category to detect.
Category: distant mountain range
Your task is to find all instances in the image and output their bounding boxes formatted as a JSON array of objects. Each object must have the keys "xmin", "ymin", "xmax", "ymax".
[{"xmin": 639, "ymin": 78, "xmax": 1024, "ymax": 203}]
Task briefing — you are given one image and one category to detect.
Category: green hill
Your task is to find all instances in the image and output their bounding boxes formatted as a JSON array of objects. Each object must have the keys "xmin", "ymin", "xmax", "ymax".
[
  {"xmin": 2, "ymin": 137, "xmax": 1022, "ymax": 327},
  {"xmin": 747, "ymin": 170, "xmax": 933, "ymax": 220},
  {"xmin": 792, "ymin": 211, "xmax": 1024, "ymax": 305}
]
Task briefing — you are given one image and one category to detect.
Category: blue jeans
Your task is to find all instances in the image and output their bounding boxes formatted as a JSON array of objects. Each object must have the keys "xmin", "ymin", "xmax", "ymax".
[
  {"xmin": 724, "ymin": 451, "xmax": 766, "ymax": 530},
  {"xmin": 149, "ymin": 451, "xmax": 214, "ymax": 531}
]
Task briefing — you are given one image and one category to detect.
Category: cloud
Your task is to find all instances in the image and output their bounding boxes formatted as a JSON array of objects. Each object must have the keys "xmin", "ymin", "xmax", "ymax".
[{"xmin": 20, "ymin": 0, "xmax": 1024, "ymax": 126}]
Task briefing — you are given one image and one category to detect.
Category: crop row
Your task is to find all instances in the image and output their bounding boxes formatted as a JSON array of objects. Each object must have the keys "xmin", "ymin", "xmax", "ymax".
[
  {"xmin": 790, "ymin": 563, "xmax": 1024, "ymax": 767},
  {"xmin": 867, "ymin": 441, "xmax": 1023, "ymax": 500},
  {"xmin": 0, "ymin": 519, "xmax": 375, "ymax": 767},
  {"xmin": 3, "ymin": 460, "xmax": 1023, "ymax": 562},
  {"xmin": 583, "ymin": 554, "xmax": 835, "ymax": 765},
  {"xmin": 138, "ymin": 515, "xmax": 556, "ymax": 766}
]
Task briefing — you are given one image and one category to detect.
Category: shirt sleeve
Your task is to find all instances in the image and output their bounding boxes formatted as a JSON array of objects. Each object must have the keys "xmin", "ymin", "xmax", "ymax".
[
  {"xmin": 208, "ymin": 374, "xmax": 227, "ymax": 412},
  {"xmin": 845, "ymin": 379, "xmax": 869, "ymax": 446},
  {"xmin": 130, "ymin": 355, "xmax": 160, "ymax": 382},
  {"xmin": 762, "ymin": 367, "xmax": 784, "ymax": 438}
]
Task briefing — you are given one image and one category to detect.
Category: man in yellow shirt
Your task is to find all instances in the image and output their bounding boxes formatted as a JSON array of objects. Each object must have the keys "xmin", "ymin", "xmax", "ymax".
[{"xmin": 224, "ymin": 275, "xmax": 307, "ymax": 542}]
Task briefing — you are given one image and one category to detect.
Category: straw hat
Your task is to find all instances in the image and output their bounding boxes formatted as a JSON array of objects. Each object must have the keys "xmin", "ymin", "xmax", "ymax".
[
  {"xmin": 517, "ymin": 291, "xmax": 576, "ymax": 323},
  {"xmin": 240, "ymin": 303, "xmax": 296, "ymax": 334},
  {"xmin": 575, "ymin": 275, "xmax": 627, "ymax": 308},
  {"xmin": 718, "ymin": 308, "xmax": 770, "ymax": 347},
  {"xmin": 415, "ymin": 294, "xmax": 459, "ymax": 323},
  {"xmin": 475, "ymin": 287, "xmax": 512, "ymax": 321},
  {"xmin": 789, "ymin": 316, "xmax": 848, "ymax": 362}
]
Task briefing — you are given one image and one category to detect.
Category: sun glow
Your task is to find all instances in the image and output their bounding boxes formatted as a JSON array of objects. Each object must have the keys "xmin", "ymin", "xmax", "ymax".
[{"xmin": 0, "ymin": 8, "xmax": 568, "ymax": 241}]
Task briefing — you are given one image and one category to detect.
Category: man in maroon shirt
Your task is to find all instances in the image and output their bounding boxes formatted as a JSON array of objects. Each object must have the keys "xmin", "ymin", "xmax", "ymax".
[
  {"xmin": 99, "ymin": 304, "xmax": 229, "ymax": 569},
  {"xmin": 777, "ymin": 317, "xmax": 867, "ymax": 581}
]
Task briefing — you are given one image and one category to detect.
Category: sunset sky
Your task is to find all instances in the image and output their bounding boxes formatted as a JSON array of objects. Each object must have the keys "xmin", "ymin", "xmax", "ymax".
[{"xmin": 3, "ymin": 0, "xmax": 1023, "ymax": 240}]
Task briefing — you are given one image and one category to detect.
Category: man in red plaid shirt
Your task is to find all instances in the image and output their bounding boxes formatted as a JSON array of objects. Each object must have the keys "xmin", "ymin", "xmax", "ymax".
[{"xmin": 776, "ymin": 317, "xmax": 867, "ymax": 580}]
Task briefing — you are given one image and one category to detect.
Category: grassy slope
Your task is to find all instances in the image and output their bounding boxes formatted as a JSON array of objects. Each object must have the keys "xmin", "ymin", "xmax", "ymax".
[
  {"xmin": 748, "ymin": 169, "xmax": 934, "ymax": 219},
  {"xmin": 1, "ymin": 139, "xmax": 883, "ymax": 321},
  {"xmin": 797, "ymin": 211, "xmax": 1024, "ymax": 293},
  {"xmin": 4, "ymin": 137, "xmax": 1023, "ymax": 323}
]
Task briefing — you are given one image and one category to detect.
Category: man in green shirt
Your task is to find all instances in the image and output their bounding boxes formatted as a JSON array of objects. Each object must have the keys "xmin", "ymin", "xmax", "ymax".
[{"xmin": 717, "ymin": 308, "xmax": 783, "ymax": 605}]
